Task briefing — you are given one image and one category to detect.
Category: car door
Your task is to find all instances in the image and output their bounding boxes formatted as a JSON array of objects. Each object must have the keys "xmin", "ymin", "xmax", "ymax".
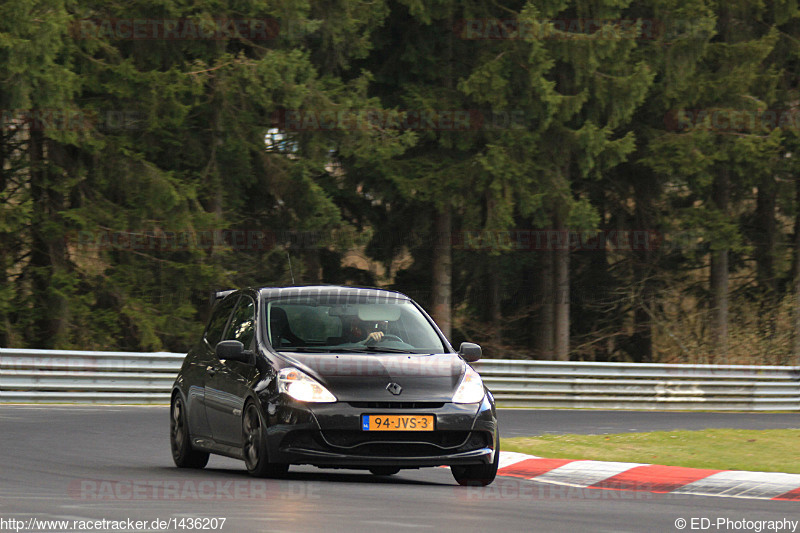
[
  {"xmin": 191, "ymin": 294, "xmax": 239, "ymax": 439},
  {"xmin": 205, "ymin": 295, "xmax": 258, "ymax": 446}
]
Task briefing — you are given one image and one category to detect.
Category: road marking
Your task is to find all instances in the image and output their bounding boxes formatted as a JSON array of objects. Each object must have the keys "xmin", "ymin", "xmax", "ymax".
[
  {"xmin": 674, "ymin": 470, "xmax": 800, "ymax": 499},
  {"xmin": 498, "ymin": 451, "xmax": 538, "ymax": 469},
  {"xmin": 494, "ymin": 451, "xmax": 800, "ymax": 501},
  {"xmin": 533, "ymin": 460, "xmax": 650, "ymax": 487}
]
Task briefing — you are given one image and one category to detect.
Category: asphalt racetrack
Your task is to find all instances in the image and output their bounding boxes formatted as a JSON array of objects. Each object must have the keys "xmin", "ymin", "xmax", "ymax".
[{"xmin": 0, "ymin": 406, "xmax": 797, "ymax": 533}]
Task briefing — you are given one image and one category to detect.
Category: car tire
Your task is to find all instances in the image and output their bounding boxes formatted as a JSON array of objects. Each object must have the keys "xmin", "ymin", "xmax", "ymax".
[
  {"xmin": 369, "ymin": 467, "xmax": 401, "ymax": 476},
  {"xmin": 451, "ymin": 435, "xmax": 499, "ymax": 487},
  {"xmin": 242, "ymin": 400, "xmax": 289, "ymax": 478},
  {"xmin": 170, "ymin": 395, "xmax": 210, "ymax": 469}
]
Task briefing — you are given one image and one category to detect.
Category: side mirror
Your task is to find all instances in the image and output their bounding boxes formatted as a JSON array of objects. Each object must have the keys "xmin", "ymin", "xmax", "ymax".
[
  {"xmin": 458, "ymin": 342, "xmax": 482, "ymax": 363},
  {"xmin": 216, "ymin": 340, "xmax": 253, "ymax": 364}
]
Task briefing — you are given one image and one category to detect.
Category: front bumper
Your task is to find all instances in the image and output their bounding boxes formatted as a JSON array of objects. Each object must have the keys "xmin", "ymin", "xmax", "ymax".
[{"xmin": 262, "ymin": 395, "xmax": 497, "ymax": 468}]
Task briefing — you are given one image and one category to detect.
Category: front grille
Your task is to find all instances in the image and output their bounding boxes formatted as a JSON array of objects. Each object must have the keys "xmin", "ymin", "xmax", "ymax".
[
  {"xmin": 339, "ymin": 442, "xmax": 452, "ymax": 457},
  {"xmin": 348, "ymin": 401, "xmax": 445, "ymax": 409},
  {"xmin": 321, "ymin": 430, "xmax": 471, "ymax": 449},
  {"xmin": 280, "ymin": 429, "xmax": 492, "ymax": 458}
]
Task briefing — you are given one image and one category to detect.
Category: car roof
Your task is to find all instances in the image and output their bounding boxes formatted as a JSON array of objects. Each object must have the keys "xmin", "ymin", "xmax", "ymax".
[{"xmin": 256, "ymin": 285, "xmax": 410, "ymax": 300}]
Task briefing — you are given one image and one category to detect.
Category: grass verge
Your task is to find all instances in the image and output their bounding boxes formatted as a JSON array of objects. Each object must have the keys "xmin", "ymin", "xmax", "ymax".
[{"xmin": 502, "ymin": 428, "xmax": 800, "ymax": 474}]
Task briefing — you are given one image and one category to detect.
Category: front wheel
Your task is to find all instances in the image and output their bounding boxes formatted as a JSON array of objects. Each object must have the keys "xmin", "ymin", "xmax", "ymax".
[
  {"xmin": 451, "ymin": 437, "xmax": 499, "ymax": 486},
  {"xmin": 242, "ymin": 401, "xmax": 289, "ymax": 478},
  {"xmin": 170, "ymin": 395, "xmax": 209, "ymax": 469}
]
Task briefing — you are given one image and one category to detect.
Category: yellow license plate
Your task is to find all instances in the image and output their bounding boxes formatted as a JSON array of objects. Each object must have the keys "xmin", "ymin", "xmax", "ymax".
[{"xmin": 361, "ymin": 414, "xmax": 434, "ymax": 431}]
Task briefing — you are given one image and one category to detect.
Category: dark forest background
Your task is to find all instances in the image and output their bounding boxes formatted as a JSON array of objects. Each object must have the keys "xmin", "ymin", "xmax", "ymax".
[{"xmin": 3, "ymin": 0, "xmax": 800, "ymax": 364}]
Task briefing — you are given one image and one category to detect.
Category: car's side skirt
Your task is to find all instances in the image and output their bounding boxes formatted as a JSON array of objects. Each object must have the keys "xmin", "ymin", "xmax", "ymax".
[{"xmin": 192, "ymin": 437, "xmax": 244, "ymax": 461}]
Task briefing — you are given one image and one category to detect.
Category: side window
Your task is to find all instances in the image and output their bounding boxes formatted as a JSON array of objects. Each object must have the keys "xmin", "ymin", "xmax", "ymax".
[
  {"xmin": 205, "ymin": 296, "xmax": 239, "ymax": 347},
  {"xmin": 224, "ymin": 297, "xmax": 256, "ymax": 349}
]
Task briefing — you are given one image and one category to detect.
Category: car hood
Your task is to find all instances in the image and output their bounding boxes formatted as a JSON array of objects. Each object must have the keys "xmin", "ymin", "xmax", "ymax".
[{"xmin": 277, "ymin": 352, "xmax": 466, "ymax": 402}]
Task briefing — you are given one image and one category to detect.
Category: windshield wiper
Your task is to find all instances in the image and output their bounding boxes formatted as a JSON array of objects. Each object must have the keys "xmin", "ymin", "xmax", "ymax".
[
  {"xmin": 337, "ymin": 346, "xmax": 425, "ymax": 354},
  {"xmin": 279, "ymin": 346, "xmax": 433, "ymax": 355},
  {"xmin": 277, "ymin": 347, "xmax": 337, "ymax": 353}
]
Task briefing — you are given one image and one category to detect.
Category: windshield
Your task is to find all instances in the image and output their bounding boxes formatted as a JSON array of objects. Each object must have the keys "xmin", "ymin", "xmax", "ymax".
[{"xmin": 264, "ymin": 296, "xmax": 446, "ymax": 354}]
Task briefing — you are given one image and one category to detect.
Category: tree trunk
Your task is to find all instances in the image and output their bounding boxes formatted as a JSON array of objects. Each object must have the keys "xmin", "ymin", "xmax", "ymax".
[
  {"xmin": 709, "ymin": 168, "xmax": 730, "ymax": 360},
  {"xmin": 488, "ymin": 257, "xmax": 502, "ymax": 349},
  {"xmin": 209, "ymin": 91, "xmax": 224, "ymax": 256},
  {"xmin": 633, "ymin": 277, "xmax": 654, "ymax": 363},
  {"xmin": 709, "ymin": 250, "xmax": 729, "ymax": 360},
  {"xmin": 305, "ymin": 249, "xmax": 322, "ymax": 283},
  {"xmin": 553, "ymin": 209, "xmax": 570, "ymax": 361},
  {"xmin": 431, "ymin": 209, "xmax": 452, "ymax": 340},
  {"xmin": 632, "ymin": 176, "xmax": 655, "ymax": 363},
  {"xmin": 793, "ymin": 174, "xmax": 800, "ymax": 360},
  {"xmin": 535, "ymin": 247, "xmax": 555, "ymax": 359},
  {"xmin": 0, "ymin": 133, "xmax": 7, "ymax": 347},
  {"xmin": 755, "ymin": 173, "xmax": 777, "ymax": 338},
  {"xmin": 28, "ymin": 131, "xmax": 69, "ymax": 348}
]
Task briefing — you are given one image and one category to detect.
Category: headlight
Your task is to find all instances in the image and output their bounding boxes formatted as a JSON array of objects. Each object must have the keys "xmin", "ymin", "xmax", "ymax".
[
  {"xmin": 452, "ymin": 365, "xmax": 485, "ymax": 404},
  {"xmin": 278, "ymin": 367, "xmax": 337, "ymax": 403}
]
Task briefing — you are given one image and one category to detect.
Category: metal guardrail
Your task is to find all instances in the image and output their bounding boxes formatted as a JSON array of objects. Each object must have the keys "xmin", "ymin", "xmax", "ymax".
[
  {"xmin": 1, "ymin": 348, "xmax": 799, "ymax": 410},
  {"xmin": 0, "ymin": 348, "xmax": 183, "ymax": 404},
  {"xmin": 473, "ymin": 360, "xmax": 800, "ymax": 411}
]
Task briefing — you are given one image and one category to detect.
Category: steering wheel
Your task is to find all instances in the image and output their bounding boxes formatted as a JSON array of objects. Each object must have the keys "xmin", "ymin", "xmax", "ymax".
[{"xmin": 365, "ymin": 334, "xmax": 404, "ymax": 345}]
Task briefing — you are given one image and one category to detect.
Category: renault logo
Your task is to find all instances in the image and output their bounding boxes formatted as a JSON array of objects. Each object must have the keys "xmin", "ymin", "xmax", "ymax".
[{"xmin": 386, "ymin": 382, "xmax": 402, "ymax": 395}]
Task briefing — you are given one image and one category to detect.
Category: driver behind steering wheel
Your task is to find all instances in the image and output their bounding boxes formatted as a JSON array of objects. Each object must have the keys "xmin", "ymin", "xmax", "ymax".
[
  {"xmin": 362, "ymin": 320, "xmax": 388, "ymax": 344},
  {"xmin": 344, "ymin": 316, "xmax": 387, "ymax": 344}
]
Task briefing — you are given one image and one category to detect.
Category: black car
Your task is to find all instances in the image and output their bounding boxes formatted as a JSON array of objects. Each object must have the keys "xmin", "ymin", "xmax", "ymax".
[{"xmin": 170, "ymin": 285, "xmax": 499, "ymax": 486}]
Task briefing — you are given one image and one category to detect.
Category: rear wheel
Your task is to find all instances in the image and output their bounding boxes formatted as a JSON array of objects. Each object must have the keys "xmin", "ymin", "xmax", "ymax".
[
  {"xmin": 369, "ymin": 467, "xmax": 401, "ymax": 476},
  {"xmin": 242, "ymin": 401, "xmax": 289, "ymax": 478},
  {"xmin": 451, "ymin": 435, "xmax": 499, "ymax": 487},
  {"xmin": 170, "ymin": 395, "xmax": 209, "ymax": 469}
]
